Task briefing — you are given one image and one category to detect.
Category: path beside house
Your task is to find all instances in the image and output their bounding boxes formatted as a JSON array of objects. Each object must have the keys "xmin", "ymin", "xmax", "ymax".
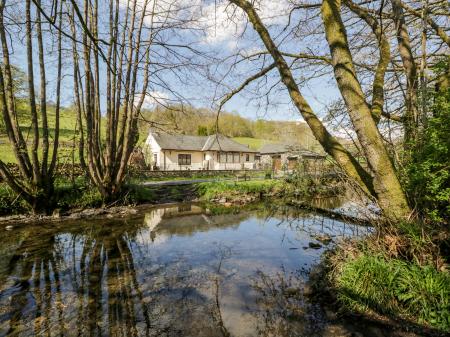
[{"xmin": 140, "ymin": 176, "xmax": 266, "ymax": 187}]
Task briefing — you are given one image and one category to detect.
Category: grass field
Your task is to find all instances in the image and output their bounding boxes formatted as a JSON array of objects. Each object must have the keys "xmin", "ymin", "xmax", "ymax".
[
  {"xmin": 1, "ymin": 109, "xmax": 272, "ymax": 164},
  {"xmin": 0, "ymin": 106, "xmax": 151, "ymax": 164}
]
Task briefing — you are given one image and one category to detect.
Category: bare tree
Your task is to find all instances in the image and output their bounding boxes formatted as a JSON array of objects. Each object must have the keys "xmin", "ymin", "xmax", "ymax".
[
  {"xmin": 66, "ymin": 0, "xmax": 207, "ymax": 200},
  {"xmin": 0, "ymin": 0, "xmax": 63, "ymax": 213}
]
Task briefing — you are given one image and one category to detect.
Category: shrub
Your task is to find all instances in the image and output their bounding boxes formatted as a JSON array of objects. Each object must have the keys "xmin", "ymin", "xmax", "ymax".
[{"xmin": 407, "ymin": 66, "xmax": 450, "ymax": 223}]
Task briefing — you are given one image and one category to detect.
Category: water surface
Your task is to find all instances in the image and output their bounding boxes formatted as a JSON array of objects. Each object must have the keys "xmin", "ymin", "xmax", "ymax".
[{"xmin": 0, "ymin": 202, "xmax": 370, "ymax": 337}]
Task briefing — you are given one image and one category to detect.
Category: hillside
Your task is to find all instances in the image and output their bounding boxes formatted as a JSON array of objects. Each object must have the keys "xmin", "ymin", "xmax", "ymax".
[
  {"xmin": 139, "ymin": 105, "xmax": 323, "ymax": 151},
  {"xmin": 1, "ymin": 104, "xmax": 324, "ymax": 163},
  {"xmin": 0, "ymin": 103, "xmax": 82, "ymax": 164}
]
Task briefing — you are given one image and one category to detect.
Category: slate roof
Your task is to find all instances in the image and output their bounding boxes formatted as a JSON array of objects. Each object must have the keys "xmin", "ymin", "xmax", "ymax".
[
  {"xmin": 202, "ymin": 134, "xmax": 258, "ymax": 152},
  {"xmin": 259, "ymin": 143, "xmax": 302, "ymax": 154},
  {"xmin": 259, "ymin": 143, "xmax": 325, "ymax": 158},
  {"xmin": 150, "ymin": 131, "xmax": 257, "ymax": 152}
]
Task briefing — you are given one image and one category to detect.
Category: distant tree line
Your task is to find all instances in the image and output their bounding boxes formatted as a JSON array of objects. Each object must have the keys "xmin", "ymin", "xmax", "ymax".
[{"xmin": 140, "ymin": 104, "xmax": 322, "ymax": 149}]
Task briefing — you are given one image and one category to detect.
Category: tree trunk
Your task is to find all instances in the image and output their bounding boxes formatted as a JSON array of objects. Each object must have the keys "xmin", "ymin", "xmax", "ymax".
[
  {"xmin": 321, "ymin": 0, "xmax": 411, "ymax": 219},
  {"xmin": 0, "ymin": 0, "xmax": 62, "ymax": 214},
  {"xmin": 391, "ymin": 0, "xmax": 419, "ymax": 149}
]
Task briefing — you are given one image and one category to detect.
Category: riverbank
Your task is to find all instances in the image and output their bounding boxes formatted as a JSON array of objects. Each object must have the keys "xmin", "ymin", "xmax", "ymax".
[
  {"xmin": 0, "ymin": 179, "xmax": 284, "ymax": 223},
  {"xmin": 1, "ymin": 178, "xmax": 448, "ymax": 336},
  {"xmin": 310, "ymin": 221, "xmax": 450, "ymax": 335}
]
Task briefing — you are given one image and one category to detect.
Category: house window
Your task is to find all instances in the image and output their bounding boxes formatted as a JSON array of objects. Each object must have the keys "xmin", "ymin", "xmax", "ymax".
[
  {"xmin": 220, "ymin": 152, "xmax": 226, "ymax": 163},
  {"xmin": 153, "ymin": 154, "xmax": 157, "ymax": 163},
  {"xmin": 227, "ymin": 153, "xmax": 233, "ymax": 163},
  {"xmin": 246, "ymin": 154, "xmax": 250, "ymax": 162},
  {"xmin": 233, "ymin": 153, "xmax": 240, "ymax": 163},
  {"xmin": 178, "ymin": 154, "xmax": 191, "ymax": 165}
]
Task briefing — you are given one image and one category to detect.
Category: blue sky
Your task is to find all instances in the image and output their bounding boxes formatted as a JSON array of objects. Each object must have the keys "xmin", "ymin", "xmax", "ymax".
[{"xmin": 5, "ymin": 0, "xmax": 342, "ymax": 123}]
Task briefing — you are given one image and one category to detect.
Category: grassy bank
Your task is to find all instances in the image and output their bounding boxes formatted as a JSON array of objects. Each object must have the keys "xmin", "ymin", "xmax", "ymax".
[
  {"xmin": 0, "ymin": 178, "xmax": 284, "ymax": 216},
  {"xmin": 319, "ymin": 222, "xmax": 450, "ymax": 333},
  {"xmin": 0, "ymin": 179, "xmax": 159, "ymax": 216},
  {"xmin": 1, "ymin": 172, "xmax": 344, "ymax": 216},
  {"xmin": 196, "ymin": 180, "xmax": 283, "ymax": 202}
]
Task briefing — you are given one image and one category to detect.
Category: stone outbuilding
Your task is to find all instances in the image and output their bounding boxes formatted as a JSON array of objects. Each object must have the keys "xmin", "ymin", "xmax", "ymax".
[{"xmin": 259, "ymin": 143, "xmax": 326, "ymax": 172}]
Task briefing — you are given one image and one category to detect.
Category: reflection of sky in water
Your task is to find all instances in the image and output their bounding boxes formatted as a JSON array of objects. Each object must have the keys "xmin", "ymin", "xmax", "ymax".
[{"xmin": 0, "ymin": 203, "xmax": 371, "ymax": 337}]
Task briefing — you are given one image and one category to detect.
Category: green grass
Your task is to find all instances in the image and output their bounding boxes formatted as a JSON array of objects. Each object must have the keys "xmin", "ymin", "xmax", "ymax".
[
  {"xmin": 0, "ymin": 105, "xmax": 150, "ymax": 164},
  {"xmin": 335, "ymin": 253, "xmax": 450, "ymax": 331},
  {"xmin": 232, "ymin": 137, "xmax": 272, "ymax": 150},
  {"xmin": 327, "ymin": 222, "xmax": 450, "ymax": 333},
  {"xmin": 197, "ymin": 179, "xmax": 282, "ymax": 201}
]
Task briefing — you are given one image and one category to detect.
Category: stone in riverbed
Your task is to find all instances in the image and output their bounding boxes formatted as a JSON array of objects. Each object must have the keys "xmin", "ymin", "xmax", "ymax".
[
  {"xmin": 314, "ymin": 234, "xmax": 332, "ymax": 245},
  {"xmin": 308, "ymin": 242, "xmax": 322, "ymax": 249},
  {"xmin": 52, "ymin": 208, "xmax": 61, "ymax": 218}
]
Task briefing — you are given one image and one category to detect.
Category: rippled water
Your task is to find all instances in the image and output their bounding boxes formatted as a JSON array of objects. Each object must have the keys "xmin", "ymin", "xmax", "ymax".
[{"xmin": 0, "ymin": 202, "xmax": 371, "ymax": 337}]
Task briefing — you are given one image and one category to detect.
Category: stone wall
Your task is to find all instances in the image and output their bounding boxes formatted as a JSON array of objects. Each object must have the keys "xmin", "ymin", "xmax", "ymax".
[{"xmin": 0, "ymin": 163, "xmax": 265, "ymax": 182}]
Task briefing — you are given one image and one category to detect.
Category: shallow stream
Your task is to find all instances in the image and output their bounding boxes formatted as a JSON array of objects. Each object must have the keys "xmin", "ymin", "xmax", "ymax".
[{"xmin": 0, "ymin": 200, "xmax": 372, "ymax": 336}]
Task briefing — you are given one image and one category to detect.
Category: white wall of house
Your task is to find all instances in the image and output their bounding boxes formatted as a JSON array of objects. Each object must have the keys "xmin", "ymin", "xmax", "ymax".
[
  {"xmin": 144, "ymin": 133, "xmax": 258, "ymax": 170},
  {"xmin": 211, "ymin": 152, "xmax": 257, "ymax": 170},
  {"xmin": 144, "ymin": 133, "xmax": 162, "ymax": 168},
  {"xmin": 161, "ymin": 150, "xmax": 204, "ymax": 170}
]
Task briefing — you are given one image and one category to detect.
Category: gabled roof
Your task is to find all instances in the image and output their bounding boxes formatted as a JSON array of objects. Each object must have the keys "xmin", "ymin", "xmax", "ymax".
[
  {"xmin": 259, "ymin": 143, "xmax": 302, "ymax": 154},
  {"xmin": 259, "ymin": 143, "xmax": 325, "ymax": 158},
  {"xmin": 202, "ymin": 134, "xmax": 258, "ymax": 152},
  {"xmin": 151, "ymin": 132, "xmax": 207, "ymax": 151},
  {"xmin": 149, "ymin": 131, "xmax": 257, "ymax": 153}
]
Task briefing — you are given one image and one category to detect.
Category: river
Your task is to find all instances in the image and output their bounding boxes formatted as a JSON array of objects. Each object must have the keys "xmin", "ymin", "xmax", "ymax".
[{"xmin": 0, "ymin": 201, "xmax": 372, "ymax": 337}]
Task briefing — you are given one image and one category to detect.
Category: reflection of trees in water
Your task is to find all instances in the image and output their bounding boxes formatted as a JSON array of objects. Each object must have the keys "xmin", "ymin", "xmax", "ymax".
[
  {"xmin": 0, "ymin": 204, "xmax": 369, "ymax": 337},
  {"xmin": 4, "ymin": 231, "xmax": 65, "ymax": 336},
  {"xmin": 0, "ymin": 221, "xmax": 242, "ymax": 337},
  {"xmin": 256, "ymin": 203, "xmax": 369, "ymax": 240},
  {"xmin": 249, "ymin": 269, "xmax": 327, "ymax": 337},
  {"xmin": 1, "ymin": 222, "xmax": 159, "ymax": 336}
]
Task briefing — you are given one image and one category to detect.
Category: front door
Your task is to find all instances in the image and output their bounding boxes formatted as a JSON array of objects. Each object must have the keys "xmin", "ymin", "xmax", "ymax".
[{"xmin": 272, "ymin": 156, "xmax": 281, "ymax": 171}]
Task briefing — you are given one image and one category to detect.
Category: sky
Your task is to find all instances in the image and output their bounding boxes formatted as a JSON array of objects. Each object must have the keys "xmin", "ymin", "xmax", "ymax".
[{"xmin": 5, "ymin": 0, "xmax": 343, "ymax": 123}]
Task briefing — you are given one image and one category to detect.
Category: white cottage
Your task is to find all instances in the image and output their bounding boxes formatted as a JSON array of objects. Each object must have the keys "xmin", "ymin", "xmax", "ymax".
[{"xmin": 144, "ymin": 130, "xmax": 259, "ymax": 170}]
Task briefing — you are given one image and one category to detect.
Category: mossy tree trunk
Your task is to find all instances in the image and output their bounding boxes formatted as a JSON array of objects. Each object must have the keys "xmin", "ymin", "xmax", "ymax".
[
  {"xmin": 230, "ymin": 0, "xmax": 412, "ymax": 220},
  {"xmin": 0, "ymin": 0, "xmax": 62, "ymax": 214},
  {"xmin": 229, "ymin": 0, "xmax": 375, "ymax": 197},
  {"xmin": 321, "ymin": 0, "xmax": 411, "ymax": 220},
  {"xmin": 391, "ymin": 0, "xmax": 419, "ymax": 149}
]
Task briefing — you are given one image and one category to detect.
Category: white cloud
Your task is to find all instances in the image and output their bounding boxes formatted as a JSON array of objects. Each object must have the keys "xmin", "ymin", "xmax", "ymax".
[
  {"xmin": 141, "ymin": 90, "xmax": 171, "ymax": 109},
  {"xmin": 120, "ymin": 0, "xmax": 293, "ymax": 48},
  {"xmin": 199, "ymin": 0, "xmax": 293, "ymax": 46}
]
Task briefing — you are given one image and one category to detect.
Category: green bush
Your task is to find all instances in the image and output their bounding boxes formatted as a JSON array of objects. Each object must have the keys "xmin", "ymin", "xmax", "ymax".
[
  {"xmin": 407, "ymin": 65, "xmax": 450, "ymax": 223},
  {"xmin": 0, "ymin": 183, "xmax": 29, "ymax": 215},
  {"xmin": 54, "ymin": 178, "xmax": 103, "ymax": 210}
]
